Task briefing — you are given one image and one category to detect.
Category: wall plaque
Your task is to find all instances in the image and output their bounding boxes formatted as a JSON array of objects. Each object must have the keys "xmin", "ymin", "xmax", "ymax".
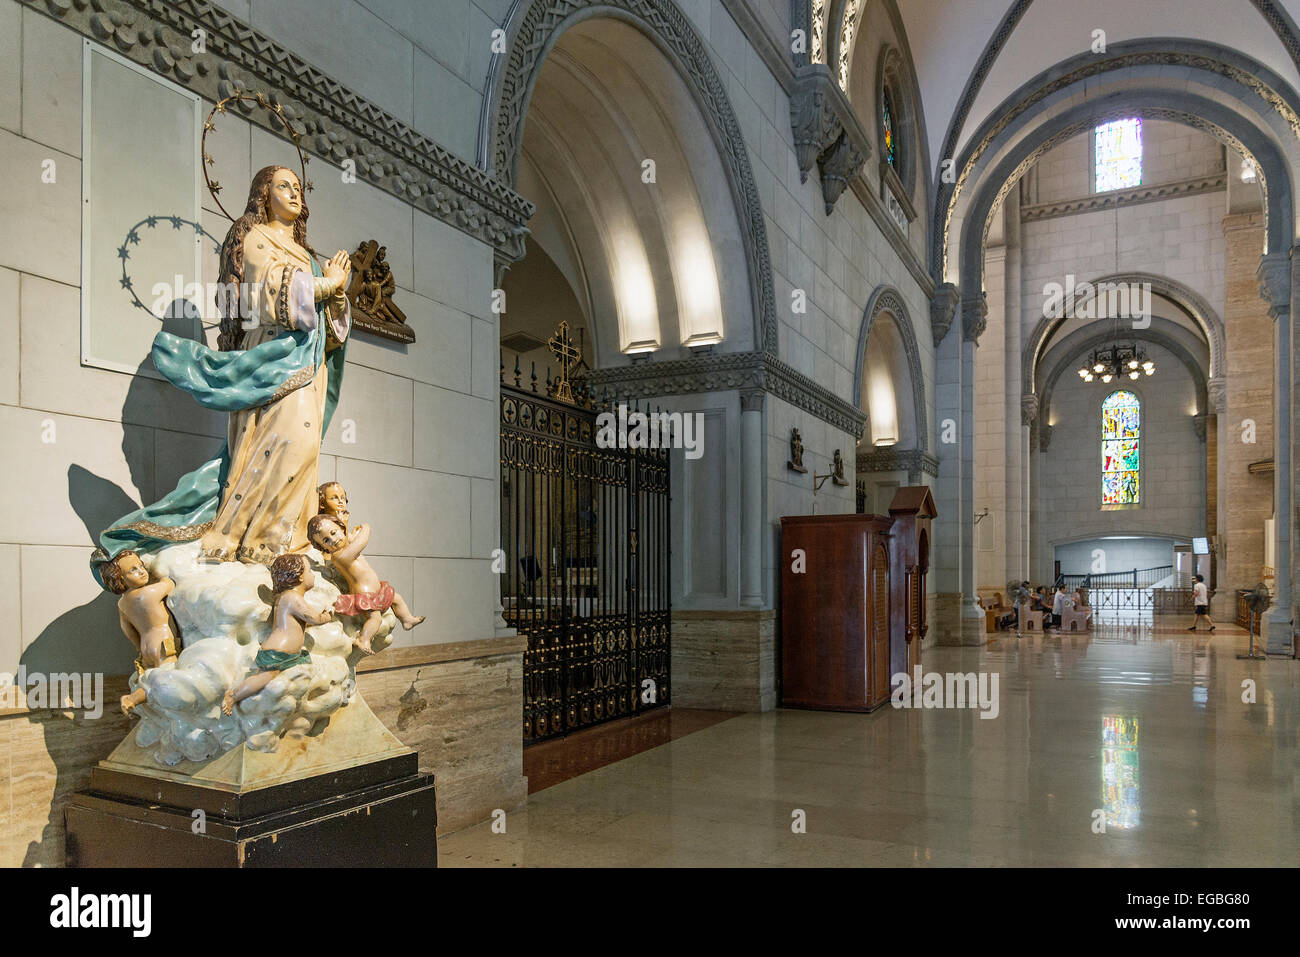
[{"xmin": 346, "ymin": 240, "xmax": 415, "ymax": 343}]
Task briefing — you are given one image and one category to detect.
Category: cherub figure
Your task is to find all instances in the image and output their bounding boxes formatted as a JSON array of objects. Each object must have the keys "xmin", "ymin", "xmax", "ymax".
[
  {"xmin": 222, "ymin": 553, "xmax": 331, "ymax": 716},
  {"xmin": 317, "ymin": 481, "xmax": 350, "ymax": 532},
  {"xmin": 101, "ymin": 550, "xmax": 180, "ymax": 716},
  {"xmin": 307, "ymin": 514, "xmax": 424, "ymax": 655}
]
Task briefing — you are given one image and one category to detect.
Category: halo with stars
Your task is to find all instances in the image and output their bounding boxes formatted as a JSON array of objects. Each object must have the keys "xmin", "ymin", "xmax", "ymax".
[{"xmin": 202, "ymin": 91, "xmax": 311, "ymax": 222}]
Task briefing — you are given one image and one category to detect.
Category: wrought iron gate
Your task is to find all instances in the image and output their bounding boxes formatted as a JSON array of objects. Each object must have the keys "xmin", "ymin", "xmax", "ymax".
[{"xmin": 499, "ymin": 379, "xmax": 670, "ymax": 744}]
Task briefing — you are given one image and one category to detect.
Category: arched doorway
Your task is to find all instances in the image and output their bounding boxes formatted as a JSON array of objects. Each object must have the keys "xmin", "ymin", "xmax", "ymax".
[
  {"xmin": 486, "ymin": 6, "xmax": 767, "ymax": 741},
  {"xmin": 931, "ymin": 39, "xmax": 1300, "ymax": 645}
]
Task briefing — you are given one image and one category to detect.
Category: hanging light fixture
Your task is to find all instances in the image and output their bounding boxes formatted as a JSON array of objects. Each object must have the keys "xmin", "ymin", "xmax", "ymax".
[{"xmin": 1076, "ymin": 342, "xmax": 1155, "ymax": 384}]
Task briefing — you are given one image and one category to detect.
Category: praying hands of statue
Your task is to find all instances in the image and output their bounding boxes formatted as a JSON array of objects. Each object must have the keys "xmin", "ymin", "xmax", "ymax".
[{"xmin": 321, "ymin": 250, "xmax": 352, "ymax": 298}]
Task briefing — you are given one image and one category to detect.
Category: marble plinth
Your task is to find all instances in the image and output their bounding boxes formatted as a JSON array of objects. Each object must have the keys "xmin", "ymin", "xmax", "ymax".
[
  {"xmin": 1, "ymin": 635, "xmax": 528, "ymax": 865},
  {"xmin": 671, "ymin": 610, "xmax": 776, "ymax": 711},
  {"xmin": 66, "ymin": 749, "xmax": 436, "ymax": 867}
]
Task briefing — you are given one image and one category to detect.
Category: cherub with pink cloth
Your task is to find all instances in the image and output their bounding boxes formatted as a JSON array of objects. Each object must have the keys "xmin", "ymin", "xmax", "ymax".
[{"xmin": 307, "ymin": 512, "xmax": 424, "ymax": 654}]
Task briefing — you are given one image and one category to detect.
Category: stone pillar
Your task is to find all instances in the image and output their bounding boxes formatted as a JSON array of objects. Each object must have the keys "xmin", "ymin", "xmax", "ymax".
[
  {"xmin": 740, "ymin": 389, "xmax": 765, "ymax": 607},
  {"xmin": 1219, "ymin": 214, "xmax": 1273, "ymax": 621},
  {"xmin": 960, "ymin": 294, "xmax": 988, "ymax": 619},
  {"xmin": 979, "ymin": 245, "xmax": 1008, "ymax": 591},
  {"xmin": 930, "ymin": 284, "xmax": 966, "ymax": 632},
  {"xmin": 1208, "ymin": 377, "xmax": 1228, "ymax": 616},
  {"xmin": 1021, "ymin": 393, "xmax": 1039, "ymax": 580},
  {"xmin": 1003, "ymin": 239, "xmax": 1024, "ymax": 584},
  {"xmin": 1258, "ymin": 251, "xmax": 1293, "ymax": 653}
]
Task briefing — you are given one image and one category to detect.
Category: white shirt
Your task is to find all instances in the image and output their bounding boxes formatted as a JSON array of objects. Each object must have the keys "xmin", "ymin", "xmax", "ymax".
[
  {"xmin": 1193, "ymin": 582, "xmax": 1208, "ymax": 605},
  {"xmin": 1053, "ymin": 591, "xmax": 1069, "ymax": 615}
]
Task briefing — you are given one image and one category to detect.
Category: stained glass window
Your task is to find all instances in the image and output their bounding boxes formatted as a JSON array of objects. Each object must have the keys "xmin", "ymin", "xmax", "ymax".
[
  {"xmin": 1102, "ymin": 390, "xmax": 1140, "ymax": 505},
  {"xmin": 1095, "ymin": 118, "xmax": 1142, "ymax": 192},
  {"xmin": 882, "ymin": 87, "xmax": 897, "ymax": 171}
]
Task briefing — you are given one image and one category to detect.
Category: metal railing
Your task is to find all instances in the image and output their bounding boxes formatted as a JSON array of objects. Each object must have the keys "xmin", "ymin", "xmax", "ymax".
[{"xmin": 1059, "ymin": 565, "xmax": 1172, "ymax": 590}]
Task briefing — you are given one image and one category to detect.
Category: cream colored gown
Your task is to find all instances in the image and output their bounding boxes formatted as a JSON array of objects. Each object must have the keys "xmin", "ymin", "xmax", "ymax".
[{"xmin": 200, "ymin": 223, "xmax": 348, "ymax": 563}]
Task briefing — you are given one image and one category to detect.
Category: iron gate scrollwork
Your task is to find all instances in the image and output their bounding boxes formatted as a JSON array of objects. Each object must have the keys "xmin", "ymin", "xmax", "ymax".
[{"xmin": 500, "ymin": 381, "xmax": 671, "ymax": 744}]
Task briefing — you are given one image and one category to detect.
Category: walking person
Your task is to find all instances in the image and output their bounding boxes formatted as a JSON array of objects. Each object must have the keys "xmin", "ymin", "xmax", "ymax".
[{"xmin": 1186, "ymin": 574, "xmax": 1216, "ymax": 632}]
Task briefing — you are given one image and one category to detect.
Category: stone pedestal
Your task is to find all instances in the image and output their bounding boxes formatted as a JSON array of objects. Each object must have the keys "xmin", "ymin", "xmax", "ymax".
[
  {"xmin": 65, "ymin": 752, "xmax": 436, "ymax": 868},
  {"xmin": 64, "ymin": 694, "xmax": 438, "ymax": 867}
]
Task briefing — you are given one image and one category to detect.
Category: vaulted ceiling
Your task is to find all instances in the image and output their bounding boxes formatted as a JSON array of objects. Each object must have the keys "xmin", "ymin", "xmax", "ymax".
[{"xmin": 895, "ymin": 0, "xmax": 1300, "ymax": 171}]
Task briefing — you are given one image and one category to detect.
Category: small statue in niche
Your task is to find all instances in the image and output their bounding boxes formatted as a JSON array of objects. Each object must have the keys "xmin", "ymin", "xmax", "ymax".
[
  {"xmin": 787, "ymin": 427, "xmax": 807, "ymax": 473},
  {"xmin": 347, "ymin": 240, "xmax": 414, "ymax": 343},
  {"xmin": 308, "ymin": 514, "xmax": 426, "ymax": 655},
  {"xmin": 317, "ymin": 481, "xmax": 351, "ymax": 533},
  {"xmin": 102, "ymin": 551, "xmax": 181, "ymax": 715},
  {"xmin": 222, "ymin": 554, "xmax": 331, "ymax": 716},
  {"xmin": 831, "ymin": 449, "xmax": 849, "ymax": 486}
]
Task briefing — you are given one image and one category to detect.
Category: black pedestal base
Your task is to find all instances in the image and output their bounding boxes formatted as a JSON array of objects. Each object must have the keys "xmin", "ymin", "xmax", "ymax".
[{"xmin": 65, "ymin": 752, "xmax": 437, "ymax": 867}]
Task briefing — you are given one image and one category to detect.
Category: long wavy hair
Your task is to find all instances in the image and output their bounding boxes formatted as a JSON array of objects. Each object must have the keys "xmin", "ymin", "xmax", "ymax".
[{"xmin": 216, "ymin": 165, "xmax": 315, "ymax": 351}]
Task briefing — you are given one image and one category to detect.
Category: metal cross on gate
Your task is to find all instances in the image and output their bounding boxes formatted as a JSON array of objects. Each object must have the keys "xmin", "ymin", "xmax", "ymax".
[{"xmin": 547, "ymin": 320, "xmax": 582, "ymax": 403}]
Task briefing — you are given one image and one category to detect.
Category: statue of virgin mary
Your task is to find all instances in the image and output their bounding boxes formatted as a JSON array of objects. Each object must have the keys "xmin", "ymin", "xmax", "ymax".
[{"xmin": 92, "ymin": 164, "xmax": 352, "ymax": 579}]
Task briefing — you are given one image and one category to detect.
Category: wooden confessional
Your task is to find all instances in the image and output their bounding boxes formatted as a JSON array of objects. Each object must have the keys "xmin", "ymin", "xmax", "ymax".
[{"xmin": 779, "ymin": 487, "xmax": 936, "ymax": 713}]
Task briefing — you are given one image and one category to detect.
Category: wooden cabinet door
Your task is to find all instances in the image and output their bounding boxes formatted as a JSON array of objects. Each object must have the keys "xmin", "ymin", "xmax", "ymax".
[{"xmin": 871, "ymin": 542, "xmax": 891, "ymax": 704}]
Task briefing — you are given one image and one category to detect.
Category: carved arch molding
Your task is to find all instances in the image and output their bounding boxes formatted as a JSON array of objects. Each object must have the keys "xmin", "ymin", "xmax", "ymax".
[
  {"xmin": 485, "ymin": 0, "xmax": 779, "ymax": 357},
  {"xmin": 20, "ymin": 0, "xmax": 534, "ymax": 260},
  {"xmin": 28, "ymin": 0, "xmax": 863, "ymax": 436},
  {"xmin": 855, "ymin": 285, "xmax": 929, "ymax": 454}
]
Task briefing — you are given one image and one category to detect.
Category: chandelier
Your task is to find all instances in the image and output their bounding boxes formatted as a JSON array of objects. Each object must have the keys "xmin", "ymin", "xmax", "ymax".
[{"xmin": 1077, "ymin": 342, "xmax": 1154, "ymax": 384}]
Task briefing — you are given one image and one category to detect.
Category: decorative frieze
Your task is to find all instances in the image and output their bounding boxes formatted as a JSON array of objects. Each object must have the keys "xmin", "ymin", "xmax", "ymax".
[
  {"xmin": 22, "ymin": 0, "xmax": 533, "ymax": 260},
  {"xmin": 855, "ymin": 446, "xmax": 939, "ymax": 478},
  {"xmin": 1020, "ymin": 173, "xmax": 1226, "ymax": 222},
  {"xmin": 584, "ymin": 351, "xmax": 867, "ymax": 438}
]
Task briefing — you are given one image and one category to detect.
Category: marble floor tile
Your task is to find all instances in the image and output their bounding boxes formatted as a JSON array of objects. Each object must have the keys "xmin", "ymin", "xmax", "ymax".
[{"xmin": 438, "ymin": 623, "xmax": 1300, "ymax": 866}]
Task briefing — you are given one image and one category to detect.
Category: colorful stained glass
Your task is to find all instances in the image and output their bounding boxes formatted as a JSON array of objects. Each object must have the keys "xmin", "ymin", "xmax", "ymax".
[
  {"xmin": 883, "ymin": 87, "xmax": 897, "ymax": 170},
  {"xmin": 1095, "ymin": 118, "xmax": 1142, "ymax": 192},
  {"xmin": 1102, "ymin": 390, "xmax": 1140, "ymax": 505}
]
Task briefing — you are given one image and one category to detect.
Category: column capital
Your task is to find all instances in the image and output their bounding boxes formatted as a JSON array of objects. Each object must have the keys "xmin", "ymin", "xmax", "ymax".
[
  {"xmin": 961, "ymin": 293, "xmax": 989, "ymax": 343},
  {"xmin": 1020, "ymin": 393, "xmax": 1040, "ymax": 427},
  {"xmin": 1207, "ymin": 376, "xmax": 1226, "ymax": 414},
  {"xmin": 739, "ymin": 388, "xmax": 765, "ymax": 413},
  {"xmin": 1256, "ymin": 251, "xmax": 1291, "ymax": 321},
  {"xmin": 1192, "ymin": 412, "xmax": 1208, "ymax": 442},
  {"xmin": 930, "ymin": 283, "xmax": 960, "ymax": 347}
]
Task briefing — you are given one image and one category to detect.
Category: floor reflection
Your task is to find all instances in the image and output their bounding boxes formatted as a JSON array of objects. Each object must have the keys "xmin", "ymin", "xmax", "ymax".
[{"xmin": 439, "ymin": 620, "xmax": 1299, "ymax": 867}]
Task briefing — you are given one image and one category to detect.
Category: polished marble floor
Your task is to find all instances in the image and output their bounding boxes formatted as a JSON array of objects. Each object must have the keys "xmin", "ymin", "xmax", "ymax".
[{"xmin": 439, "ymin": 622, "xmax": 1299, "ymax": 866}]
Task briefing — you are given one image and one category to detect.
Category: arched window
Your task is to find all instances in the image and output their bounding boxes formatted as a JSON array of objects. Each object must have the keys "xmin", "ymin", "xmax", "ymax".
[
  {"xmin": 1095, "ymin": 118, "xmax": 1143, "ymax": 192},
  {"xmin": 882, "ymin": 85, "xmax": 898, "ymax": 172},
  {"xmin": 1101, "ymin": 390, "xmax": 1140, "ymax": 505}
]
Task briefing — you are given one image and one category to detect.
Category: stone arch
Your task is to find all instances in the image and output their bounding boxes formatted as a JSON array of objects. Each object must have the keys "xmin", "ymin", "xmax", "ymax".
[
  {"xmin": 481, "ymin": 0, "xmax": 778, "ymax": 356},
  {"xmin": 827, "ymin": 0, "xmax": 862, "ymax": 91},
  {"xmin": 854, "ymin": 284, "xmax": 928, "ymax": 453},
  {"xmin": 1036, "ymin": 321, "xmax": 1211, "ymax": 441},
  {"xmin": 1023, "ymin": 272, "xmax": 1227, "ymax": 395},
  {"xmin": 959, "ymin": 103, "xmax": 1293, "ymax": 307},
  {"xmin": 937, "ymin": 40, "xmax": 1300, "ymax": 288},
  {"xmin": 930, "ymin": 5, "xmax": 1300, "ymax": 277}
]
